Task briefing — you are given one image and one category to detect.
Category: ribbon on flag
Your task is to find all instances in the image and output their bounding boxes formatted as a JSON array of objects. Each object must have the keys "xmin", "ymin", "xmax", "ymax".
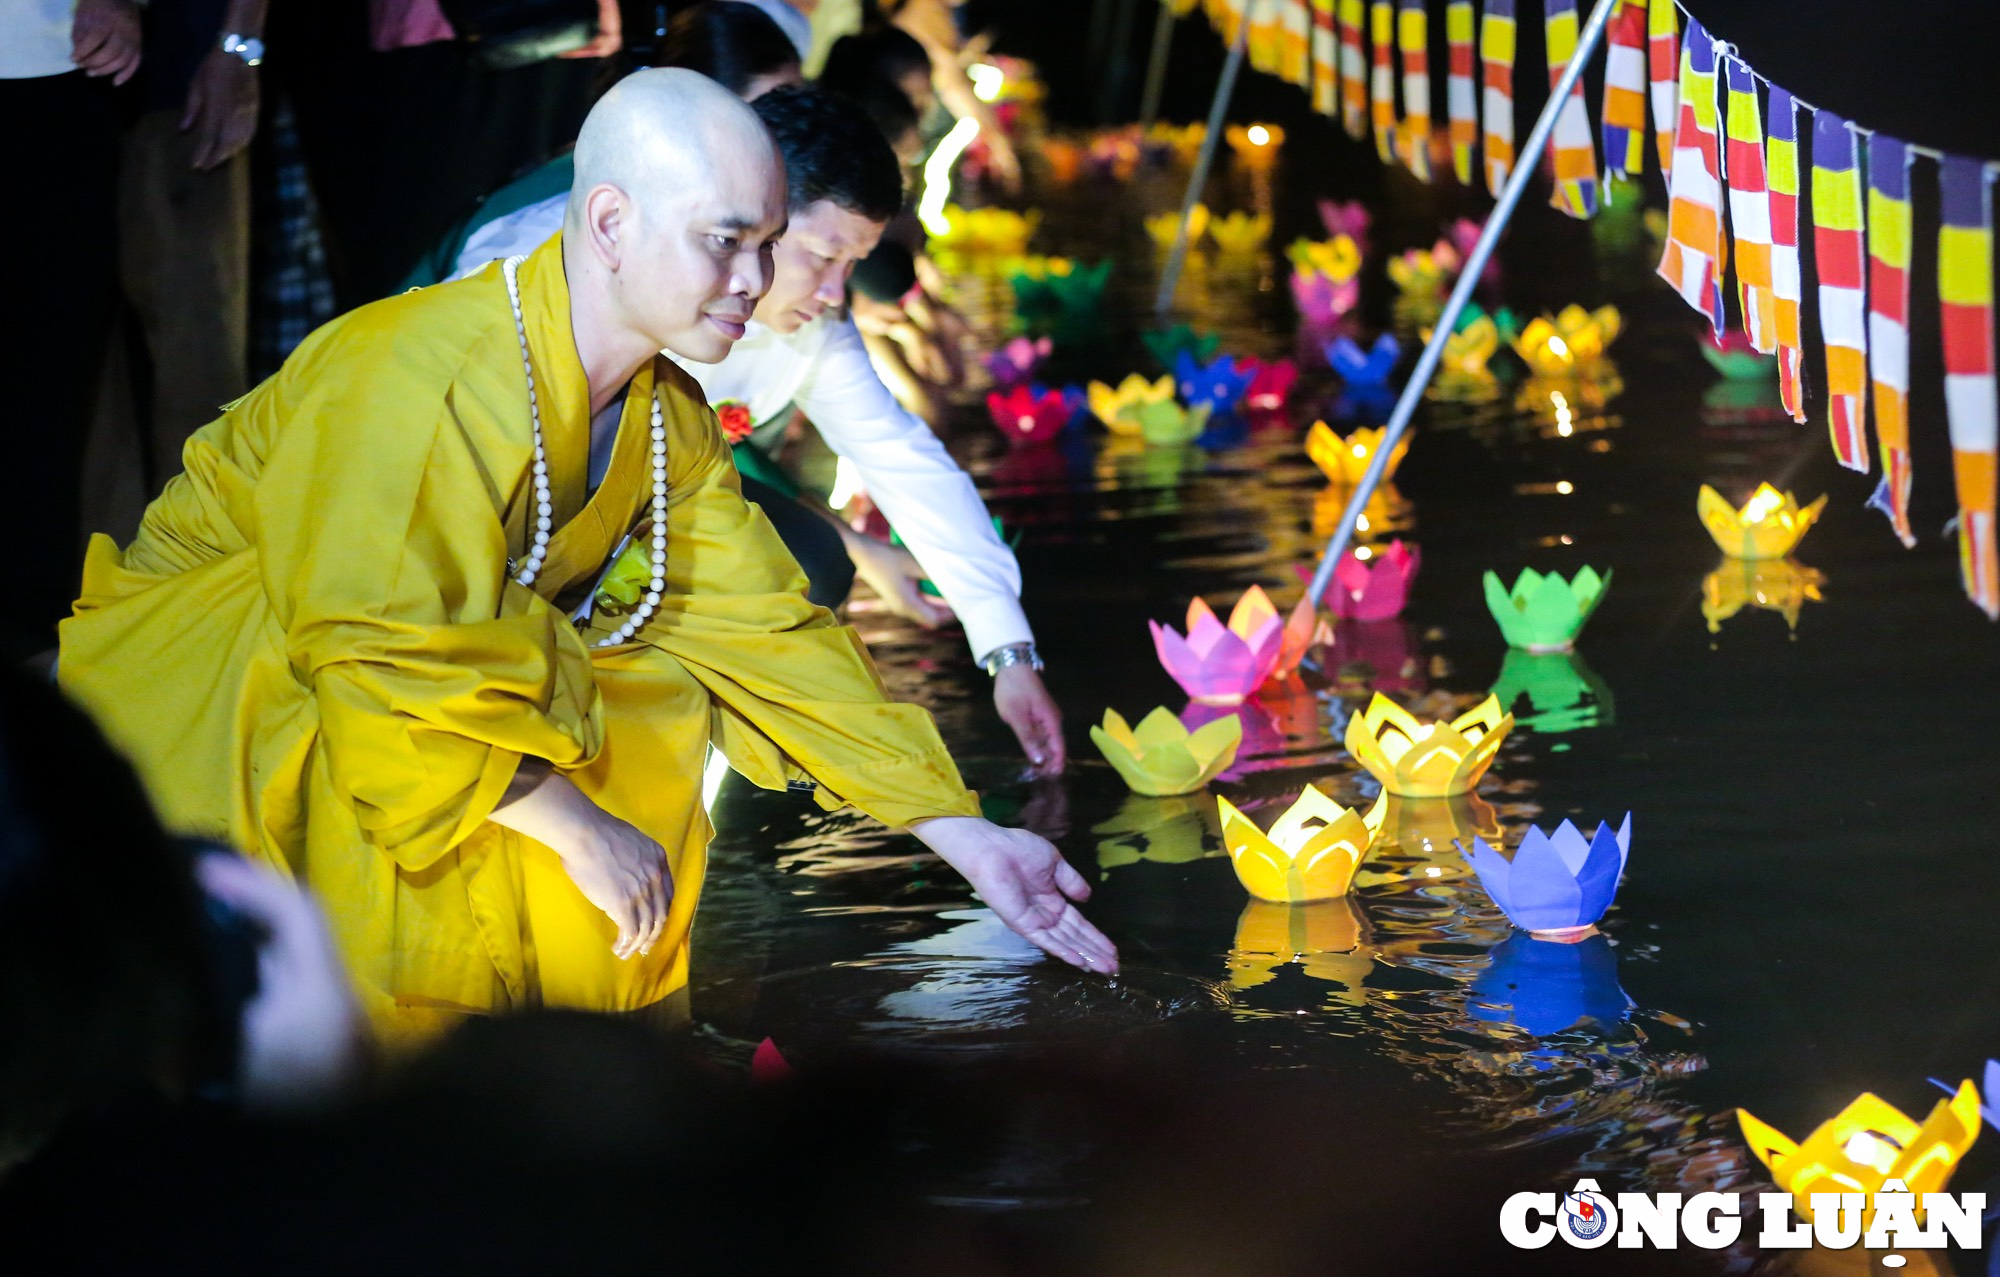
[
  {"xmin": 1812, "ymin": 112, "xmax": 1870, "ymax": 472},
  {"xmin": 1940, "ymin": 156, "xmax": 2000, "ymax": 617},
  {"xmin": 1480, "ymin": 0, "xmax": 1516, "ymax": 196},
  {"xmin": 1398, "ymin": 0, "xmax": 1432, "ymax": 179},
  {"xmin": 1866, "ymin": 133, "xmax": 1917, "ymax": 547},
  {"xmin": 1339, "ymin": 0, "xmax": 1368, "ymax": 138},
  {"xmin": 1370, "ymin": 0, "xmax": 1398, "ymax": 165},
  {"xmin": 1601, "ymin": 0, "xmax": 1648, "ymax": 180},
  {"xmin": 1311, "ymin": 0, "xmax": 1338, "ymax": 114},
  {"xmin": 1722, "ymin": 57, "xmax": 1776, "ymax": 353},
  {"xmin": 1645, "ymin": 0, "xmax": 1677, "ymax": 172},
  {"xmin": 1445, "ymin": 0, "xmax": 1476, "ymax": 184},
  {"xmin": 1657, "ymin": 18, "xmax": 1724, "ymax": 329},
  {"xmin": 1543, "ymin": 0, "xmax": 1599, "ymax": 216},
  {"xmin": 1766, "ymin": 86, "xmax": 1807, "ymax": 421}
]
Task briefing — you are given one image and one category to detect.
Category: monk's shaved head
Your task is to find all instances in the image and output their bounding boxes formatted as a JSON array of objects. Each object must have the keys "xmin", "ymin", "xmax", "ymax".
[{"xmin": 562, "ymin": 67, "xmax": 790, "ymax": 367}]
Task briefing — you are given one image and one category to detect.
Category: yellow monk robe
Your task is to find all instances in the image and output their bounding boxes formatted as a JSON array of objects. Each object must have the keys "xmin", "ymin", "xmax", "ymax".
[{"xmin": 60, "ymin": 235, "xmax": 981, "ymax": 1042}]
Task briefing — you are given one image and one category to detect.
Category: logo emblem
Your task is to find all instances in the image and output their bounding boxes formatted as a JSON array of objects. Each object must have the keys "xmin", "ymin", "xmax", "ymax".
[{"xmin": 1559, "ymin": 1180, "xmax": 1618, "ymax": 1247}]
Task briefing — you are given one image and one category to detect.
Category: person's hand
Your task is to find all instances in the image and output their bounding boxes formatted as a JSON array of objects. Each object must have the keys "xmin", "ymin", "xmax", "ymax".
[
  {"xmin": 195, "ymin": 853, "xmax": 367, "ymax": 1108},
  {"xmin": 72, "ymin": 0, "xmax": 142, "ymax": 85},
  {"xmin": 488, "ymin": 773, "xmax": 671, "ymax": 959},
  {"xmin": 845, "ymin": 533, "xmax": 955, "ymax": 628},
  {"xmin": 993, "ymin": 663, "xmax": 1065, "ymax": 776},
  {"xmin": 912, "ymin": 816, "xmax": 1117, "ymax": 974},
  {"xmin": 181, "ymin": 49, "xmax": 260, "ymax": 171},
  {"xmin": 560, "ymin": 0, "xmax": 622, "ymax": 58}
]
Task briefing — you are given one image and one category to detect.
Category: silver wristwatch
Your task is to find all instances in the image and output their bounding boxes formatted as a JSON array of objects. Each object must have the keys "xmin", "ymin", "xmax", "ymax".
[
  {"xmin": 219, "ymin": 33, "xmax": 266, "ymax": 66},
  {"xmin": 979, "ymin": 642, "xmax": 1044, "ymax": 677}
]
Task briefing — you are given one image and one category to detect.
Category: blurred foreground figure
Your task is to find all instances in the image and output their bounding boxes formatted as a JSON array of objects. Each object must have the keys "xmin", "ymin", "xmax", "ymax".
[{"xmin": 60, "ymin": 69, "xmax": 1115, "ymax": 1047}]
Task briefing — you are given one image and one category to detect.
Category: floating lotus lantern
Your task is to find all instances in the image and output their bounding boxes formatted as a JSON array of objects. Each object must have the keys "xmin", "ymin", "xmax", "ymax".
[
  {"xmin": 1133, "ymin": 397, "xmax": 1211, "ymax": 446},
  {"xmin": 1173, "ymin": 350, "xmax": 1258, "ymax": 415},
  {"xmin": 1737, "ymin": 1083, "xmax": 1982, "ymax": 1227},
  {"xmin": 1217, "ymin": 785, "xmax": 1382, "ymax": 902},
  {"xmin": 1444, "ymin": 217, "xmax": 1503, "ymax": 290},
  {"xmin": 1698, "ymin": 483, "xmax": 1826, "ymax": 560},
  {"xmin": 1040, "ymin": 137, "xmax": 1084, "ymax": 184},
  {"xmin": 1482, "ymin": 567, "xmax": 1611, "ymax": 653},
  {"xmin": 1229, "ymin": 583, "xmax": 1330, "ymax": 681},
  {"xmin": 1230, "ymin": 898, "xmax": 1373, "ymax": 997},
  {"xmin": 1144, "ymin": 203, "xmax": 1210, "ymax": 249},
  {"xmin": 1387, "ymin": 240, "xmax": 1462, "ymax": 302},
  {"xmin": 1290, "ymin": 270, "xmax": 1361, "ymax": 328},
  {"xmin": 1008, "ymin": 256, "xmax": 1112, "ymax": 317},
  {"xmin": 1094, "ymin": 792, "xmax": 1221, "ymax": 870},
  {"xmin": 1489, "ymin": 649, "xmax": 1614, "ymax": 734},
  {"xmin": 1090, "ymin": 706, "xmax": 1242, "ymax": 796},
  {"xmin": 983, "ymin": 335, "xmax": 1051, "ymax": 388},
  {"xmin": 1142, "ymin": 120, "xmax": 1207, "ymax": 163},
  {"xmin": 1427, "ymin": 308, "xmax": 1502, "ymax": 402},
  {"xmin": 1305, "ymin": 421, "xmax": 1410, "ymax": 488},
  {"xmin": 1701, "ymin": 555, "xmax": 1826, "ymax": 633},
  {"xmin": 1326, "ymin": 333, "xmax": 1401, "ymax": 389},
  {"xmin": 1142, "ymin": 323, "xmax": 1222, "ymax": 370},
  {"xmin": 1315, "ymin": 198, "xmax": 1371, "ymax": 250},
  {"xmin": 1208, "ymin": 210, "xmax": 1273, "ymax": 254},
  {"xmin": 1345, "ymin": 692, "xmax": 1513, "ymax": 797},
  {"xmin": 1700, "ymin": 328, "xmax": 1776, "ymax": 380},
  {"xmin": 931, "ymin": 205, "xmax": 1040, "ymax": 255},
  {"xmin": 984, "ymin": 385, "xmax": 1070, "ymax": 448},
  {"xmin": 1223, "ymin": 122, "xmax": 1284, "ymax": 171},
  {"xmin": 1297, "ymin": 539, "xmax": 1419, "ymax": 620},
  {"xmin": 1243, "ymin": 358, "xmax": 1297, "ymax": 415},
  {"xmin": 1086, "ymin": 373, "xmax": 1175, "ymax": 434},
  {"xmin": 1149, "ymin": 593, "xmax": 1286, "ymax": 705},
  {"xmin": 1286, "ymin": 233, "xmax": 1363, "ymax": 281},
  {"xmin": 1085, "ymin": 130, "xmax": 1141, "ymax": 180},
  {"xmin": 1460, "ymin": 814, "xmax": 1631, "ymax": 941},
  {"xmin": 1469, "ymin": 931, "xmax": 1633, "ymax": 1036},
  {"xmin": 1508, "ymin": 304, "xmax": 1622, "ymax": 377}
]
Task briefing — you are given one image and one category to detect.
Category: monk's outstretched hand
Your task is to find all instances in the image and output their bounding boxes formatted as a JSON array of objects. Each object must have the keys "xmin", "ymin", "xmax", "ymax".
[
  {"xmin": 913, "ymin": 816, "xmax": 1119, "ymax": 975},
  {"xmin": 489, "ymin": 773, "xmax": 673, "ymax": 960}
]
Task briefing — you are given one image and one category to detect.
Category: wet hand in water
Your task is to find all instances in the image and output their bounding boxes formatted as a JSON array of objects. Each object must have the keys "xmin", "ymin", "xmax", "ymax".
[{"xmin": 914, "ymin": 816, "xmax": 1118, "ymax": 975}]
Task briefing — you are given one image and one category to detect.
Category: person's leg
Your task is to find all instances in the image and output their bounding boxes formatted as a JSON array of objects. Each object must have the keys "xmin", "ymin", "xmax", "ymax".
[{"xmin": 737, "ymin": 475, "xmax": 856, "ymax": 610}]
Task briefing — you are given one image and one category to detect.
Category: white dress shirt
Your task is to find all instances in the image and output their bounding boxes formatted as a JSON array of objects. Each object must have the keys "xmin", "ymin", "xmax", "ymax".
[
  {"xmin": 2, "ymin": 0, "xmax": 80, "ymax": 79},
  {"xmin": 453, "ymin": 205, "xmax": 1035, "ymax": 660}
]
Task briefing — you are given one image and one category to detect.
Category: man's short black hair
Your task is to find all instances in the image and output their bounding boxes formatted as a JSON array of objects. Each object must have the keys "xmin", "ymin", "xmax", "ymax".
[
  {"xmin": 826, "ymin": 75, "xmax": 919, "ymax": 153},
  {"xmin": 750, "ymin": 85, "xmax": 905, "ymax": 224},
  {"xmin": 819, "ymin": 25, "xmax": 930, "ymax": 94},
  {"xmin": 653, "ymin": 1, "xmax": 800, "ymax": 96}
]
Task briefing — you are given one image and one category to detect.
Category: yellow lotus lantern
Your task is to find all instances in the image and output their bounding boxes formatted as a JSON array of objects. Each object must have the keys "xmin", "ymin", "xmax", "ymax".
[
  {"xmin": 1087, "ymin": 373, "xmax": 1176, "ymax": 435},
  {"xmin": 1509, "ymin": 304, "xmax": 1622, "ymax": 377},
  {"xmin": 1144, "ymin": 204, "xmax": 1210, "ymax": 248},
  {"xmin": 1345, "ymin": 693, "xmax": 1513, "ymax": 798},
  {"xmin": 932, "ymin": 205, "xmax": 1041, "ymax": 255},
  {"xmin": 1217, "ymin": 785, "xmax": 1383, "ymax": 902},
  {"xmin": 1090, "ymin": 707, "xmax": 1242, "ymax": 797},
  {"xmin": 1208, "ymin": 211, "xmax": 1273, "ymax": 254},
  {"xmin": 1224, "ymin": 122, "xmax": 1284, "ymax": 170},
  {"xmin": 1146, "ymin": 120, "xmax": 1207, "ymax": 163},
  {"xmin": 1737, "ymin": 1081, "xmax": 1982, "ymax": 1226},
  {"xmin": 1305, "ymin": 421, "xmax": 1410, "ymax": 488},
  {"xmin": 1285, "ymin": 234, "xmax": 1362, "ymax": 281},
  {"xmin": 1427, "ymin": 313, "xmax": 1502, "ymax": 402},
  {"xmin": 1702, "ymin": 556, "xmax": 1826, "ymax": 633},
  {"xmin": 1698, "ymin": 483, "xmax": 1828, "ymax": 560},
  {"xmin": 1229, "ymin": 897, "xmax": 1373, "ymax": 998}
]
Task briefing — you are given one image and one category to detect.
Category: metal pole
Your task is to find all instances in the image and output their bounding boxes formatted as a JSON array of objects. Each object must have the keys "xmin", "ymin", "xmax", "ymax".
[
  {"xmin": 1154, "ymin": 0, "xmax": 1264, "ymax": 317},
  {"xmin": 1304, "ymin": 0, "xmax": 1622, "ymax": 607},
  {"xmin": 1138, "ymin": 1, "xmax": 1178, "ymax": 129}
]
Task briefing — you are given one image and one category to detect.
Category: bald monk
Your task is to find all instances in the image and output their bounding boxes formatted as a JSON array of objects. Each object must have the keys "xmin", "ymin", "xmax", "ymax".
[{"xmin": 61, "ymin": 69, "xmax": 1116, "ymax": 1044}]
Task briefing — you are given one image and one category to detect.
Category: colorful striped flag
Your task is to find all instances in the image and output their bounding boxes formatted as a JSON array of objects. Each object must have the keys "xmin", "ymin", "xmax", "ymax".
[
  {"xmin": 1279, "ymin": 0, "xmax": 1313, "ymax": 88},
  {"xmin": 1398, "ymin": 0, "xmax": 1431, "ymax": 179},
  {"xmin": 1339, "ymin": 0, "xmax": 1368, "ymax": 138},
  {"xmin": 1657, "ymin": 18, "xmax": 1724, "ymax": 329},
  {"xmin": 1543, "ymin": 0, "xmax": 1599, "ymax": 216},
  {"xmin": 1601, "ymin": 0, "xmax": 1648, "ymax": 180},
  {"xmin": 1645, "ymin": 0, "xmax": 1678, "ymax": 172},
  {"xmin": 1370, "ymin": 0, "xmax": 1397, "ymax": 165},
  {"xmin": 1940, "ymin": 156, "xmax": 1999, "ymax": 617},
  {"xmin": 1445, "ymin": 0, "xmax": 1476, "ymax": 184},
  {"xmin": 1480, "ymin": 0, "xmax": 1516, "ymax": 196},
  {"xmin": 1722, "ymin": 57, "xmax": 1776, "ymax": 353},
  {"xmin": 1311, "ymin": 0, "xmax": 1338, "ymax": 114},
  {"xmin": 1866, "ymin": 133, "xmax": 1917, "ymax": 547},
  {"xmin": 1766, "ymin": 86, "xmax": 1807, "ymax": 422},
  {"xmin": 1812, "ymin": 112, "xmax": 1870, "ymax": 473},
  {"xmin": 1248, "ymin": 0, "xmax": 1283, "ymax": 76}
]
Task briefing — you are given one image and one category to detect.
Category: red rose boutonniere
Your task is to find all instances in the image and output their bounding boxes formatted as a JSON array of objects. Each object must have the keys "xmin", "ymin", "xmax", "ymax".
[{"xmin": 715, "ymin": 400, "xmax": 755, "ymax": 444}]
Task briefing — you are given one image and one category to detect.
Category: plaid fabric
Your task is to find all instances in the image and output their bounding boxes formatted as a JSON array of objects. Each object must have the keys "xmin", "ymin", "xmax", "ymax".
[{"xmin": 250, "ymin": 95, "xmax": 337, "ymax": 380}]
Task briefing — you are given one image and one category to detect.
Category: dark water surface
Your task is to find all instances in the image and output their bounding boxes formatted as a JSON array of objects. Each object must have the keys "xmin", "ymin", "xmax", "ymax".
[{"xmin": 692, "ymin": 91, "xmax": 2000, "ymax": 1273}]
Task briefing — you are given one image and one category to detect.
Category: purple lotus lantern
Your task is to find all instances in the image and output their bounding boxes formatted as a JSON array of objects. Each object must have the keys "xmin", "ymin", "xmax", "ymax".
[{"xmin": 1459, "ymin": 815, "xmax": 1632, "ymax": 941}]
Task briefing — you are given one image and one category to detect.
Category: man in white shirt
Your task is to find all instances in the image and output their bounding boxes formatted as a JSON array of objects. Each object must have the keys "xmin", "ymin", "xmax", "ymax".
[{"xmin": 452, "ymin": 85, "xmax": 1065, "ymax": 774}]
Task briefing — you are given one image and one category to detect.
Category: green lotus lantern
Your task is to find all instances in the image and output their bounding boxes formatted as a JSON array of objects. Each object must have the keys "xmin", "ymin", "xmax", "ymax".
[{"xmin": 1482, "ymin": 566, "xmax": 1611, "ymax": 653}]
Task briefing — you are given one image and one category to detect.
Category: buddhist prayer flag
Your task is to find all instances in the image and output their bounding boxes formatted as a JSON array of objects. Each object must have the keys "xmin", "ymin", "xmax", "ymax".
[
  {"xmin": 1866, "ymin": 132, "xmax": 1917, "ymax": 546},
  {"xmin": 1765, "ymin": 86, "xmax": 1807, "ymax": 421},
  {"xmin": 1480, "ymin": 0, "xmax": 1516, "ymax": 196},
  {"xmin": 1543, "ymin": 0, "xmax": 1598, "ymax": 216},
  {"xmin": 1369, "ymin": 0, "xmax": 1398, "ymax": 164},
  {"xmin": 1722, "ymin": 57, "xmax": 1776, "ymax": 352},
  {"xmin": 1248, "ymin": 0, "xmax": 1282, "ymax": 75},
  {"xmin": 1279, "ymin": 0, "xmax": 1313, "ymax": 88},
  {"xmin": 1311, "ymin": 0, "xmax": 1339, "ymax": 114},
  {"xmin": 1645, "ymin": 0, "xmax": 1677, "ymax": 171},
  {"xmin": 1601, "ymin": 0, "xmax": 1648, "ymax": 179},
  {"xmin": 1657, "ymin": 18, "xmax": 1724, "ymax": 329},
  {"xmin": 1339, "ymin": 0, "xmax": 1368, "ymax": 137},
  {"xmin": 1939, "ymin": 156, "xmax": 1999, "ymax": 617},
  {"xmin": 1445, "ymin": 0, "xmax": 1476, "ymax": 184},
  {"xmin": 1812, "ymin": 112, "xmax": 1870, "ymax": 472},
  {"xmin": 1397, "ymin": 0, "xmax": 1432, "ymax": 179}
]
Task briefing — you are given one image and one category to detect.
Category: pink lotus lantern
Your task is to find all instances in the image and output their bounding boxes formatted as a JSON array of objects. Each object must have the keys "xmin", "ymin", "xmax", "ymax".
[
  {"xmin": 1444, "ymin": 217, "xmax": 1503, "ymax": 290},
  {"xmin": 984, "ymin": 336, "xmax": 1051, "ymax": 388},
  {"xmin": 1289, "ymin": 270, "xmax": 1361, "ymax": 327},
  {"xmin": 1296, "ymin": 540, "xmax": 1420, "ymax": 620},
  {"xmin": 985, "ymin": 385, "xmax": 1069, "ymax": 448},
  {"xmin": 1230, "ymin": 584, "xmax": 1330, "ymax": 681},
  {"xmin": 1150, "ymin": 593, "xmax": 1286, "ymax": 705},
  {"xmin": 1244, "ymin": 358, "xmax": 1299, "ymax": 415},
  {"xmin": 1316, "ymin": 198, "xmax": 1372, "ymax": 252}
]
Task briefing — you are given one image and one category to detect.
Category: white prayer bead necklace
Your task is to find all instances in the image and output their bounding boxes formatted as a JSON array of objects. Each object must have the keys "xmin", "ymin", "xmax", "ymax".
[{"xmin": 503, "ymin": 254, "xmax": 668, "ymax": 648}]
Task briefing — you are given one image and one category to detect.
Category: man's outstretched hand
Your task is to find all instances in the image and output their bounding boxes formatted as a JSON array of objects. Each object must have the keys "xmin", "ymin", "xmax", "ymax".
[
  {"xmin": 993, "ymin": 663, "xmax": 1066, "ymax": 777},
  {"xmin": 913, "ymin": 816, "xmax": 1118, "ymax": 975}
]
